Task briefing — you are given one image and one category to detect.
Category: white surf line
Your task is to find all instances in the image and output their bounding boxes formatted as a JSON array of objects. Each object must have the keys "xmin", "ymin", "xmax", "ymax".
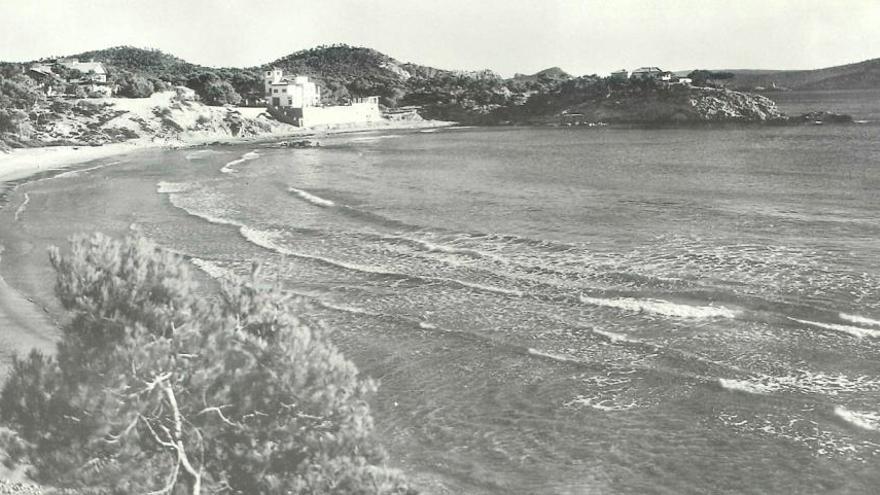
[
  {"xmin": 13, "ymin": 193, "xmax": 29, "ymax": 221},
  {"xmin": 50, "ymin": 161, "xmax": 120, "ymax": 180},
  {"xmin": 579, "ymin": 294, "xmax": 740, "ymax": 319},
  {"xmin": 839, "ymin": 312, "xmax": 880, "ymax": 328},
  {"xmin": 789, "ymin": 317, "xmax": 880, "ymax": 339},
  {"xmin": 835, "ymin": 406, "xmax": 880, "ymax": 431}
]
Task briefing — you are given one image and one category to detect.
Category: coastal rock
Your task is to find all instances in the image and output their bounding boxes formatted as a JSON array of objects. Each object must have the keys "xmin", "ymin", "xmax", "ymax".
[
  {"xmin": 793, "ymin": 110, "xmax": 854, "ymax": 124},
  {"xmin": 687, "ymin": 87, "xmax": 781, "ymax": 121},
  {"xmin": 0, "ymin": 479, "xmax": 42, "ymax": 495}
]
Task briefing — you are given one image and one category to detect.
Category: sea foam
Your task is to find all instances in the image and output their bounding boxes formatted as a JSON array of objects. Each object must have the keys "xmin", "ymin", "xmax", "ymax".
[{"xmin": 579, "ymin": 295, "xmax": 739, "ymax": 319}]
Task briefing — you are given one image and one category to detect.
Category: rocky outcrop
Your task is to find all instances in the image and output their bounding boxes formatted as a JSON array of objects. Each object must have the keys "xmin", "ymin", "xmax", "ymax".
[
  {"xmin": 498, "ymin": 82, "xmax": 853, "ymax": 127},
  {"xmin": 687, "ymin": 87, "xmax": 781, "ymax": 121},
  {"xmin": 557, "ymin": 85, "xmax": 784, "ymax": 124}
]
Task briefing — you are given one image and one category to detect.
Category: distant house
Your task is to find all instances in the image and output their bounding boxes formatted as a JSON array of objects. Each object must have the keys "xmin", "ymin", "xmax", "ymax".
[
  {"xmin": 28, "ymin": 59, "xmax": 110, "ymax": 96},
  {"xmin": 674, "ymin": 77, "xmax": 693, "ymax": 85},
  {"xmin": 610, "ymin": 69, "xmax": 629, "ymax": 80},
  {"xmin": 27, "ymin": 66, "xmax": 57, "ymax": 96},
  {"xmin": 55, "ymin": 59, "xmax": 108, "ymax": 83},
  {"xmin": 263, "ymin": 69, "xmax": 321, "ymax": 108},
  {"xmin": 630, "ymin": 67, "xmax": 665, "ymax": 80}
]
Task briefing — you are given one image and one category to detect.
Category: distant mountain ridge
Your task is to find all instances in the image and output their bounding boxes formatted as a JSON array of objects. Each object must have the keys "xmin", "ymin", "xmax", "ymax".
[{"xmin": 700, "ymin": 58, "xmax": 880, "ymax": 90}]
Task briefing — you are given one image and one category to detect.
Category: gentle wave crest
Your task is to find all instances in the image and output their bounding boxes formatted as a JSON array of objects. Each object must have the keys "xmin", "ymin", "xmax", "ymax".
[
  {"xmin": 157, "ymin": 181, "xmax": 195, "ymax": 194},
  {"xmin": 190, "ymin": 257, "xmax": 234, "ymax": 280},
  {"xmin": 288, "ymin": 187, "xmax": 336, "ymax": 207},
  {"xmin": 835, "ymin": 406, "xmax": 880, "ymax": 431},
  {"xmin": 52, "ymin": 161, "xmax": 119, "ymax": 180},
  {"xmin": 593, "ymin": 328, "xmax": 640, "ymax": 344},
  {"xmin": 719, "ymin": 378, "xmax": 779, "ymax": 395},
  {"xmin": 14, "ymin": 193, "xmax": 29, "ymax": 221},
  {"xmin": 839, "ymin": 312, "xmax": 880, "ymax": 328},
  {"xmin": 579, "ymin": 295, "xmax": 739, "ymax": 319},
  {"xmin": 790, "ymin": 317, "xmax": 880, "ymax": 339}
]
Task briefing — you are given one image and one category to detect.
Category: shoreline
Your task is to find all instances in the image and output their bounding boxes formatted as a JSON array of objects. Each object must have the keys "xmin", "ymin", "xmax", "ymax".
[
  {"xmin": 0, "ymin": 117, "xmax": 454, "ymax": 184},
  {"xmin": 0, "ymin": 116, "xmax": 452, "ymax": 366}
]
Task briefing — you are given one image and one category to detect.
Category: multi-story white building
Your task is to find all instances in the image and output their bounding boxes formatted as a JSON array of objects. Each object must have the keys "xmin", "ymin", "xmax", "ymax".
[{"xmin": 263, "ymin": 69, "xmax": 321, "ymax": 108}]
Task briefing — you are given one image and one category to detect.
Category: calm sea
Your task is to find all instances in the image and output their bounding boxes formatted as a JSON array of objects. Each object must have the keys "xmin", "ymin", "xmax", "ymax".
[{"xmin": 2, "ymin": 90, "xmax": 880, "ymax": 494}]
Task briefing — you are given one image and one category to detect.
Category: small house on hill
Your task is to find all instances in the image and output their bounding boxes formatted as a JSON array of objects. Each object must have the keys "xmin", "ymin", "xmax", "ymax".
[
  {"xmin": 610, "ymin": 69, "xmax": 629, "ymax": 80},
  {"xmin": 28, "ymin": 59, "xmax": 110, "ymax": 97},
  {"xmin": 630, "ymin": 67, "xmax": 664, "ymax": 80}
]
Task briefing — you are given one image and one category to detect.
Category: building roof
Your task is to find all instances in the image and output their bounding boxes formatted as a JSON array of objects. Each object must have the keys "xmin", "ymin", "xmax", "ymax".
[
  {"xmin": 632, "ymin": 67, "xmax": 663, "ymax": 73},
  {"xmin": 28, "ymin": 65, "xmax": 55, "ymax": 76},
  {"xmin": 269, "ymin": 76, "xmax": 316, "ymax": 86}
]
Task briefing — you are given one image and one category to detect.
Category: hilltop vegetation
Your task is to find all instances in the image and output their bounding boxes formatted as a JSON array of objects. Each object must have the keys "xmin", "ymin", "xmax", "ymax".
[{"xmin": 0, "ymin": 43, "xmax": 863, "ymax": 148}]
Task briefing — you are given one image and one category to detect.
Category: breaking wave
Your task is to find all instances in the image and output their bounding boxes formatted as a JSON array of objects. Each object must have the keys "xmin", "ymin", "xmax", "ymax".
[
  {"xmin": 220, "ymin": 151, "xmax": 259, "ymax": 174},
  {"xmin": 579, "ymin": 295, "xmax": 739, "ymax": 319}
]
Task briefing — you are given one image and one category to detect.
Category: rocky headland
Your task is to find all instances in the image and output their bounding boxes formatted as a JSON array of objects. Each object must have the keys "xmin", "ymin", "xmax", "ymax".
[{"xmin": 462, "ymin": 80, "xmax": 854, "ymax": 126}]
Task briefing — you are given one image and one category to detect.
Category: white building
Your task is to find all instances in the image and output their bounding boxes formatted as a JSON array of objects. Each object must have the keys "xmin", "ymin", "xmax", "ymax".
[{"xmin": 264, "ymin": 69, "xmax": 321, "ymax": 108}]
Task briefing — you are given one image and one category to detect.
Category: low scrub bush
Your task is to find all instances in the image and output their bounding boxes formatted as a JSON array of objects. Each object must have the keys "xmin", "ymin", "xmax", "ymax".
[{"xmin": 0, "ymin": 233, "xmax": 413, "ymax": 494}]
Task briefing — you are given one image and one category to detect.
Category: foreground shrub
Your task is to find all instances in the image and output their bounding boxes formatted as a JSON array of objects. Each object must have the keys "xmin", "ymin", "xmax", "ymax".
[{"xmin": 0, "ymin": 233, "xmax": 412, "ymax": 494}]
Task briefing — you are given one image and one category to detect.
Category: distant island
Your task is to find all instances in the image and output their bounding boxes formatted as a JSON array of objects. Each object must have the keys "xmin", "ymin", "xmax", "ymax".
[{"xmin": 0, "ymin": 44, "xmax": 866, "ymax": 151}]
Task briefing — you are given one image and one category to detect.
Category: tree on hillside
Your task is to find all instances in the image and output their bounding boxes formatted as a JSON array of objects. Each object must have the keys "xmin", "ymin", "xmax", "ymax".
[
  {"xmin": 115, "ymin": 72, "xmax": 155, "ymax": 98},
  {"xmin": 201, "ymin": 80, "xmax": 242, "ymax": 106},
  {"xmin": 0, "ymin": 233, "xmax": 414, "ymax": 494}
]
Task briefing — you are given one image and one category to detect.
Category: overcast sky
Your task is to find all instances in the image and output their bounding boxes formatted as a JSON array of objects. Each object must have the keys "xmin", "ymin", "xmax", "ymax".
[{"xmin": 2, "ymin": 0, "xmax": 879, "ymax": 76}]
